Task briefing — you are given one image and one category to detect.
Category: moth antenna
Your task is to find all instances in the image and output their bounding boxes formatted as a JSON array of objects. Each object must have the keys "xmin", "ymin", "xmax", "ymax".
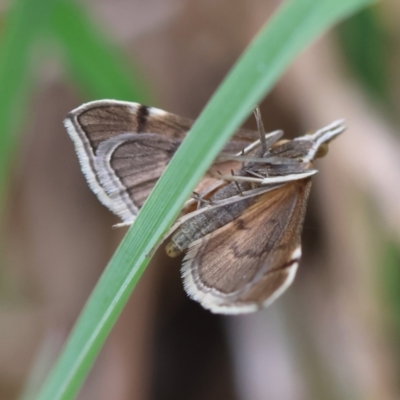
[
  {"xmin": 253, "ymin": 106, "xmax": 267, "ymax": 154},
  {"xmin": 234, "ymin": 181, "xmax": 243, "ymax": 196}
]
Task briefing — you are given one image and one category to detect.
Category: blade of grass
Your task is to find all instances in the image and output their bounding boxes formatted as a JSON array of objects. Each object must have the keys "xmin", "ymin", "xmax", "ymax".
[
  {"xmin": 36, "ymin": 0, "xmax": 375, "ymax": 399},
  {"xmin": 0, "ymin": 0, "xmax": 59, "ymax": 208},
  {"xmin": 50, "ymin": 0, "xmax": 151, "ymax": 102}
]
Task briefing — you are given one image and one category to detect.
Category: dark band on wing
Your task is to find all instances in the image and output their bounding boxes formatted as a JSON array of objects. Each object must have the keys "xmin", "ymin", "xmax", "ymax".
[{"xmin": 137, "ymin": 105, "xmax": 149, "ymax": 133}]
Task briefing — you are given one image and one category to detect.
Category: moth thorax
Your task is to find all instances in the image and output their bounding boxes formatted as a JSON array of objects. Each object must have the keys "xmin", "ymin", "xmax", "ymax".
[
  {"xmin": 316, "ymin": 143, "xmax": 329, "ymax": 158},
  {"xmin": 165, "ymin": 241, "xmax": 182, "ymax": 258}
]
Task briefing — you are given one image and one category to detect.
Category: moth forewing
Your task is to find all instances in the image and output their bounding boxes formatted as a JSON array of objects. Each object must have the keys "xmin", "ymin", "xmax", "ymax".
[
  {"xmin": 181, "ymin": 179, "xmax": 312, "ymax": 314},
  {"xmin": 64, "ymin": 100, "xmax": 185, "ymax": 222},
  {"xmin": 65, "ymin": 99, "xmax": 256, "ymax": 224},
  {"xmin": 161, "ymin": 183, "xmax": 287, "ymax": 256}
]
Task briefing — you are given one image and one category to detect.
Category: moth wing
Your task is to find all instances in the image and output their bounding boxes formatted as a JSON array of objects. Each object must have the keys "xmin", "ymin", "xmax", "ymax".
[
  {"xmin": 182, "ymin": 179, "xmax": 312, "ymax": 314},
  {"xmin": 65, "ymin": 100, "xmax": 253, "ymax": 222}
]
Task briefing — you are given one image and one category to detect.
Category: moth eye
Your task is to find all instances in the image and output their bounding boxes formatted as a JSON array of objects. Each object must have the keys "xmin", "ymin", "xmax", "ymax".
[
  {"xmin": 316, "ymin": 143, "xmax": 329, "ymax": 158},
  {"xmin": 165, "ymin": 242, "xmax": 182, "ymax": 258}
]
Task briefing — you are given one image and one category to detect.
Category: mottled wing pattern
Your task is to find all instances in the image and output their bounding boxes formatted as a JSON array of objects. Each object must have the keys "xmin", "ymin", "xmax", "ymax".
[{"xmin": 182, "ymin": 179, "xmax": 312, "ymax": 314}]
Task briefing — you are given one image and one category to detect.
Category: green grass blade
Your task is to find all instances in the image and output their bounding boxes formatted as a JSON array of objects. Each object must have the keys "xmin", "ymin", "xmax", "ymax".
[
  {"xmin": 36, "ymin": 0, "xmax": 375, "ymax": 399},
  {"xmin": 0, "ymin": 0, "xmax": 59, "ymax": 206},
  {"xmin": 50, "ymin": 0, "xmax": 150, "ymax": 102}
]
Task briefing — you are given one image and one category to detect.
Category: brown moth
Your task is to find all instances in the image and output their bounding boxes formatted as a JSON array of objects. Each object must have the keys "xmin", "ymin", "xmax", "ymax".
[{"xmin": 65, "ymin": 100, "xmax": 345, "ymax": 314}]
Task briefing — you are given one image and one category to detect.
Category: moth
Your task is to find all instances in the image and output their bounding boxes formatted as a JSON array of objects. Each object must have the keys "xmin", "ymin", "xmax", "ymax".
[{"xmin": 65, "ymin": 100, "xmax": 345, "ymax": 314}]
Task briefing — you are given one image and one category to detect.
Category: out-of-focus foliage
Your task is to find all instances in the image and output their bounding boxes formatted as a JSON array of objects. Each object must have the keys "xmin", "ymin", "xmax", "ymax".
[
  {"xmin": 337, "ymin": 6, "xmax": 391, "ymax": 109},
  {"xmin": 0, "ymin": 0, "xmax": 56, "ymax": 205},
  {"xmin": 382, "ymin": 242, "xmax": 400, "ymax": 342},
  {"xmin": 0, "ymin": 0, "xmax": 150, "ymax": 209},
  {"xmin": 50, "ymin": 1, "xmax": 150, "ymax": 102},
  {"xmin": 338, "ymin": 4, "xmax": 400, "ymax": 371}
]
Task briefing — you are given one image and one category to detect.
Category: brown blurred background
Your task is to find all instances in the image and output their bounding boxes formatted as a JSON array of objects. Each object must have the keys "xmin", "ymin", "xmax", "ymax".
[{"xmin": 1, "ymin": 0, "xmax": 400, "ymax": 399}]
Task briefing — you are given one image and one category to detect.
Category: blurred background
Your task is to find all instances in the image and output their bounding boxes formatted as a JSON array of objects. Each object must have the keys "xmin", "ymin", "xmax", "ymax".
[{"xmin": 1, "ymin": 0, "xmax": 400, "ymax": 399}]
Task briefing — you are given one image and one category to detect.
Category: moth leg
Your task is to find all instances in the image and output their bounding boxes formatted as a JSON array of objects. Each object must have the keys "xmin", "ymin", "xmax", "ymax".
[
  {"xmin": 211, "ymin": 169, "xmax": 262, "ymax": 185},
  {"xmin": 215, "ymin": 173, "xmax": 263, "ymax": 184},
  {"xmin": 231, "ymin": 169, "xmax": 243, "ymax": 196},
  {"xmin": 246, "ymin": 170, "xmax": 267, "ymax": 179},
  {"xmin": 241, "ymin": 148, "xmax": 245, "ymax": 168},
  {"xmin": 211, "ymin": 169, "xmax": 259, "ymax": 189},
  {"xmin": 191, "ymin": 191, "xmax": 213, "ymax": 208},
  {"xmin": 216, "ymin": 169, "xmax": 317, "ymax": 185},
  {"xmin": 190, "ymin": 179, "xmax": 229, "ymax": 208}
]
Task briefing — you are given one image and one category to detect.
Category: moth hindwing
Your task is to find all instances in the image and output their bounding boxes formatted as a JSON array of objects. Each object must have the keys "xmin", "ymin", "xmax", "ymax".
[{"xmin": 65, "ymin": 100, "xmax": 345, "ymax": 314}]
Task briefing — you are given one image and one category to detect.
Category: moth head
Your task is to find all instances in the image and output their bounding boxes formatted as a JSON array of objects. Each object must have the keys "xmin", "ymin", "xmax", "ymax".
[
  {"xmin": 297, "ymin": 119, "xmax": 346, "ymax": 163},
  {"xmin": 165, "ymin": 241, "xmax": 183, "ymax": 258},
  {"xmin": 315, "ymin": 142, "xmax": 329, "ymax": 158}
]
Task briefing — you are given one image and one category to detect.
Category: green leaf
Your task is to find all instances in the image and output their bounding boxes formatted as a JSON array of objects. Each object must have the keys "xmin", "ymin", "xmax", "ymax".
[{"xmin": 36, "ymin": 0, "xmax": 376, "ymax": 399}]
